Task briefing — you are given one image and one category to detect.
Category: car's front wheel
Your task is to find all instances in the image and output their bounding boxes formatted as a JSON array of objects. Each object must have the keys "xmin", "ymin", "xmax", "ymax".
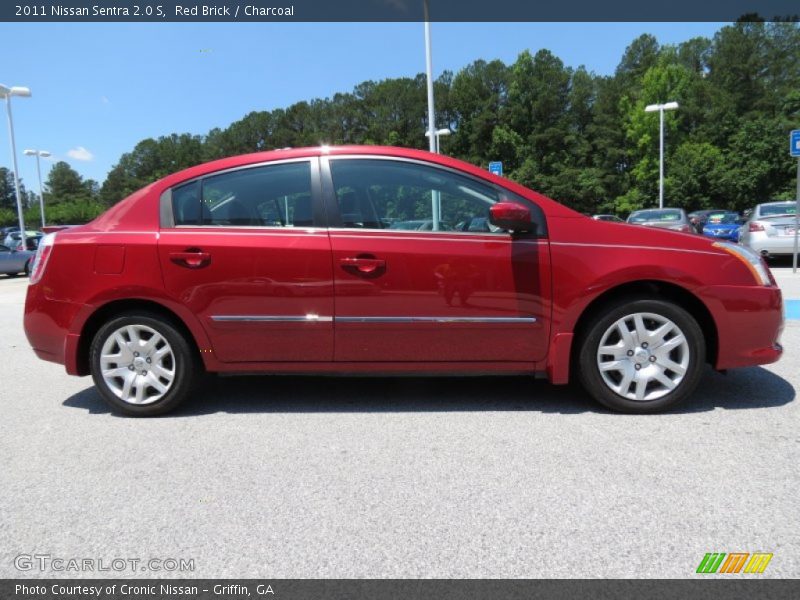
[
  {"xmin": 577, "ymin": 298, "xmax": 705, "ymax": 413},
  {"xmin": 90, "ymin": 312, "xmax": 199, "ymax": 416}
]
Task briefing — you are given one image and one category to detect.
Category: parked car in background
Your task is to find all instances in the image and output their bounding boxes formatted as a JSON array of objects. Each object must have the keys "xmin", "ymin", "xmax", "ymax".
[
  {"xmin": 688, "ymin": 209, "xmax": 730, "ymax": 234},
  {"xmin": 739, "ymin": 201, "xmax": 799, "ymax": 259},
  {"xmin": 700, "ymin": 212, "xmax": 743, "ymax": 242},
  {"xmin": 627, "ymin": 208, "xmax": 694, "ymax": 233},
  {"xmin": 0, "ymin": 243, "xmax": 34, "ymax": 277},
  {"xmin": 3, "ymin": 230, "xmax": 43, "ymax": 251},
  {"xmin": 24, "ymin": 146, "xmax": 782, "ymax": 417},
  {"xmin": 592, "ymin": 214, "xmax": 624, "ymax": 223}
]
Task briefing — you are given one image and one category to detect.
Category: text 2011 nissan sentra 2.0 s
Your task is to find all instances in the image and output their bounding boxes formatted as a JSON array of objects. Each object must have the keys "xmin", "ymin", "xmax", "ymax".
[{"xmin": 23, "ymin": 146, "xmax": 783, "ymax": 416}]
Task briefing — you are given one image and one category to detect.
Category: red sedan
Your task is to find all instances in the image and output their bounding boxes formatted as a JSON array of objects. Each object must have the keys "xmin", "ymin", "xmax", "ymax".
[{"xmin": 23, "ymin": 146, "xmax": 783, "ymax": 416}]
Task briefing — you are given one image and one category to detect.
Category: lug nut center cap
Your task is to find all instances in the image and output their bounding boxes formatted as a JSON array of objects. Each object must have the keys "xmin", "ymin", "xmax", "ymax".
[
  {"xmin": 133, "ymin": 357, "xmax": 146, "ymax": 370},
  {"xmin": 633, "ymin": 348, "xmax": 650, "ymax": 364}
]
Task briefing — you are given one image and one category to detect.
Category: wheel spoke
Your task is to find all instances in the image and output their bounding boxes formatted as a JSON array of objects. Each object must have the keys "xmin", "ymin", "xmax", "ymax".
[
  {"xmin": 134, "ymin": 379, "xmax": 146, "ymax": 404},
  {"xmin": 103, "ymin": 366, "xmax": 131, "ymax": 379},
  {"xmin": 146, "ymin": 374, "xmax": 168, "ymax": 394},
  {"xmin": 616, "ymin": 320, "xmax": 635, "ymax": 348},
  {"xmin": 120, "ymin": 372, "xmax": 135, "ymax": 400},
  {"xmin": 150, "ymin": 363, "xmax": 175, "ymax": 382},
  {"xmin": 142, "ymin": 332, "xmax": 163, "ymax": 355},
  {"xmin": 633, "ymin": 314, "xmax": 648, "ymax": 344},
  {"xmin": 652, "ymin": 367, "xmax": 677, "ymax": 390},
  {"xmin": 656, "ymin": 334, "xmax": 686, "ymax": 354},
  {"xmin": 599, "ymin": 343, "xmax": 625, "ymax": 359},
  {"xmin": 599, "ymin": 359, "xmax": 625, "ymax": 372},
  {"xmin": 617, "ymin": 369, "xmax": 634, "ymax": 396},
  {"xmin": 660, "ymin": 358, "xmax": 687, "ymax": 376},
  {"xmin": 634, "ymin": 377, "xmax": 648, "ymax": 400}
]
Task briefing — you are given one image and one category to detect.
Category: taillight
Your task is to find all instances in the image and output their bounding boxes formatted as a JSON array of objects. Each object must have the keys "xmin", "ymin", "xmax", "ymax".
[
  {"xmin": 670, "ymin": 224, "xmax": 693, "ymax": 233},
  {"xmin": 749, "ymin": 222, "xmax": 765, "ymax": 232},
  {"xmin": 29, "ymin": 232, "xmax": 56, "ymax": 284}
]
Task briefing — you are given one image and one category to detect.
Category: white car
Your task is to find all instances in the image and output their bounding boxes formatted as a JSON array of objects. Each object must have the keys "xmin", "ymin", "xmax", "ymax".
[{"xmin": 739, "ymin": 201, "xmax": 799, "ymax": 258}]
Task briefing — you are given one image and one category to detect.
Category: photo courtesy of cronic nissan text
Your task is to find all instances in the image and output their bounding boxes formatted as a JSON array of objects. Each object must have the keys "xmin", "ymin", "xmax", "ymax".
[{"xmin": 1, "ymin": 1, "xmax": 799, "ymax": 599}]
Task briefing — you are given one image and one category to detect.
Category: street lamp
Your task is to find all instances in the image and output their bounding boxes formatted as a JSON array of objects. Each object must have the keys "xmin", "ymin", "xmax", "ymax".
[
  {"xmin": 644, "ymin": 101, "xmax": 679, "ymax": 209},
  {"xmin": 424, "ymin": 128, "xmax": 451, "ymax": 154},
  {"xmin": 423, "ymin": 0, "xmax": 442, "ymax": 230},
  {"xmin": 24, "ymin": 149, "xmax": 51, "ymax": 228},
  {"xmin": 0, "ymin": 84, "xmax": 32, "ymax": 249}
]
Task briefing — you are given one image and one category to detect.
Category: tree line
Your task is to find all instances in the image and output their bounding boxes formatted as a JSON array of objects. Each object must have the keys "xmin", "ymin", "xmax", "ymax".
[{"xmin": 1, "ymin": 19, "xmax": 798, "ymax": 227}]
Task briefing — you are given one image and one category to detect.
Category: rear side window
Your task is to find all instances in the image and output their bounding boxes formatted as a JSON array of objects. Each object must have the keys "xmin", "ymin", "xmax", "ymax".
[
  {"xmin": 172, "ymin": 181, "xmax": 201, "ymax": 226},
  {"xmin": 172, "ymin": 161, "xmax": 313, "ymax": 227}
]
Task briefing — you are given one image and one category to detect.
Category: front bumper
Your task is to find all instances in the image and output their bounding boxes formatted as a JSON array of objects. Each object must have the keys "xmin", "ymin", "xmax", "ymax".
[{"xmin": 702, "ymin": 284, "xmax": 783, "ymax": 370}]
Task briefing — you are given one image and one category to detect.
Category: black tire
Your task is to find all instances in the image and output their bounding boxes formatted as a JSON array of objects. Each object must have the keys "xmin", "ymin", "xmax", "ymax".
[
  {"xmin": 23, "ymin": 260, "xmax": 31, "ymax": 277},
  {"xmin": 577, "ymin": 297, "xmax": 705, "ymax": 413},
  {"xmin": 89, "ymin": 311, "xmax": 199, "ymax": 416}
]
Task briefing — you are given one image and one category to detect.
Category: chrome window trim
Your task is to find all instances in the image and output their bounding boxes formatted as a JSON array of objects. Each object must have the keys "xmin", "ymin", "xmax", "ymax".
[{"xmin": 327, "ymin": 230, "xmax": 546, "ymax": 243}]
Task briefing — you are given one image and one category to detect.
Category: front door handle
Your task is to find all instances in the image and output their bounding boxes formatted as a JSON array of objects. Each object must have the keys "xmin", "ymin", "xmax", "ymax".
[
  {"xmin": 339, "ymin": 256, "xmax": 386, "ymax": 275},
  {"xmin": 170, "ymin": 249, "xmax": 211, "ymax": 269}
]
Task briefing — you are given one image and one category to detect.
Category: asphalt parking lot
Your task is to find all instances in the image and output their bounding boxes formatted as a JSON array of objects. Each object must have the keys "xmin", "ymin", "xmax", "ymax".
[{"xmin": 1, "ymin": 271, "xmax": 798, "ymax": 579}]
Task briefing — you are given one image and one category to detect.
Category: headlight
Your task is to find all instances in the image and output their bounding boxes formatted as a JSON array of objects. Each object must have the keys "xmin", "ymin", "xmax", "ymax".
[{"xmin": 713, "ymin": 241, "xmax": 771, "ymax": 286}]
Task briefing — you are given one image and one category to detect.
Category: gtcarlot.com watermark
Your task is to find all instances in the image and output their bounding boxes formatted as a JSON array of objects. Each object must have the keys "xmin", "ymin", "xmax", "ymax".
[{"xmin": 14, "ymin": 554, "xmax": 195, "ymax": 573}]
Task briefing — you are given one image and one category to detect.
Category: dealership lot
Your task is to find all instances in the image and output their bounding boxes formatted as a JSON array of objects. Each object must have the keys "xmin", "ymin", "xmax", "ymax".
[{"xmin": 1, "ymin": 273, "xmax": 798, "ymax": 578}]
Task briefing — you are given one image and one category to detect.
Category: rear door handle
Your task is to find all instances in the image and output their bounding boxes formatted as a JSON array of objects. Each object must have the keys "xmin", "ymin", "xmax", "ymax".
[
  {"xmin": 170, "ymin": 250, "xmax": 211, "ymax": 269},
  {"xmin": 339, "ymin": 257, "xmax": 386, "ymax": 275}
]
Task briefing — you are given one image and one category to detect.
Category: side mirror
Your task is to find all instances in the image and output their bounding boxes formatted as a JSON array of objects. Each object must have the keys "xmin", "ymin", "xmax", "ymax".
[{"xmin": 489, "ymin": 201, "xmax": 533, "ymax": 233}]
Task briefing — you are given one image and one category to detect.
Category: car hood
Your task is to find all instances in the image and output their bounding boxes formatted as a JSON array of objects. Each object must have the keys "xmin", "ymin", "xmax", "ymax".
[{"xmin": 552, "ymin": 216, "xmax": 723, "ymax": 253}]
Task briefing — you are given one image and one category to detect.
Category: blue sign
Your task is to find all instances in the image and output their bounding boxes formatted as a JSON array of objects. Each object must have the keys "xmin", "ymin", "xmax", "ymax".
[
  {"xmin": 488, "ymin": 161, "xmax": 503, "ymax": 176},
  {"xmin": 791, "ymin": 130, "xmax": 800, "ymax": 157}
]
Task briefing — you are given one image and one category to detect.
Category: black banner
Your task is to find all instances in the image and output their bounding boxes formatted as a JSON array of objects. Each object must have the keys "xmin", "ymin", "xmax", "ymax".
[
  {"xmin": 3, "ymin": 579, "xmax": 800, "ymax": 600},
  {"xmin": 2, "ymin": 0, "xmax": 800, "ymax": 22}
]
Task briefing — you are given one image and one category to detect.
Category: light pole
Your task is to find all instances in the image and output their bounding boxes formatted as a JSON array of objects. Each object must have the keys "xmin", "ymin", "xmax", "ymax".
[
  {"xmin": 424, "ymin": 128, "xmax": 451, "ymax": 154},
  {"xmin": 24, "ymin": 149, "xmax": 50, "ymax": 228},
  {"xmin": 644, "ymin": 101, "xmax": 679, "ymax": 209},
  {"xmin": 423, "ymin": 0, "xmax": 442, "ymax": 230},
  {"xmin": 0, "ymin": 84, "xmax": 32, "ymax": 250}
]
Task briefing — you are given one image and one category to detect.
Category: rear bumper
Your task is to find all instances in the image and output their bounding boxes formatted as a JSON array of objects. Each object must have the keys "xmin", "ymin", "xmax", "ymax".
[
  {"xmin": 24, "ymin": 284, "xmax": 87, "ymax": 375},
  {"xmin": 702, "ymin": 284, "xmax": 784, "ymax": 370},
  {"xmin": 744, "ymin": 235, "xmax": 799, "ymax": 255}
]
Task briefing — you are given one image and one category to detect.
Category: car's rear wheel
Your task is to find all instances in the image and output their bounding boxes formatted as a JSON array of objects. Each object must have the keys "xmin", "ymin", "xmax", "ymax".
[
  {"xmin": 90, "ymin": 312, "xmax": 198, "ymax": 416},
  {"xmin": 23, "ymin": 259, "xmax": 31, "ymax": 277},
  {"xmin": 577, "ymin": 298, "xmax": 705, "ymax": 413}
]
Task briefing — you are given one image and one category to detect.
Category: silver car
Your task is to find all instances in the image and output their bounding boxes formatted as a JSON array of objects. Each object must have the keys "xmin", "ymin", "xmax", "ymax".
[
  {"xmin": 0, "ymin": 242, "xmax": 34, "ymax": 277},
  {"xmin": 739, "ymin": 201, "xmax": 799, "ymax": 258},
  {"xmin": 626, "ymin": 208, "xmax": 694, "ymax": 233}
]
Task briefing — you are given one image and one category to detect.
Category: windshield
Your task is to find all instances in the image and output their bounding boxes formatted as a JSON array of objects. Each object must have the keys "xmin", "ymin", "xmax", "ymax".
[
  {"xmin": 760, "ymin": 203, "xmax": 797, "ymax": 217},
  {"xmin": 628, "ymin": 209, "xmax": 682, "ymax": 223}
]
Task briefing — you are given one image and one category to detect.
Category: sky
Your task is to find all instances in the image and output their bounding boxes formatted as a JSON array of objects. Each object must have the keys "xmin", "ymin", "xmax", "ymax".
[{"xmin": 0, "ymin": 22, "xmax": 726, "ymax": 190}]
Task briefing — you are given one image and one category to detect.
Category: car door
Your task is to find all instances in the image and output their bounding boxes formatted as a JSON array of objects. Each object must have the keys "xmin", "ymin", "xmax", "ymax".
[
  {"xmin": 322, "ymin": 156, "xmax": 551, "ymax": 363},
  {"xmin": 158, "ymin": 158, "xmax": 334, "ymax": 363}
]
